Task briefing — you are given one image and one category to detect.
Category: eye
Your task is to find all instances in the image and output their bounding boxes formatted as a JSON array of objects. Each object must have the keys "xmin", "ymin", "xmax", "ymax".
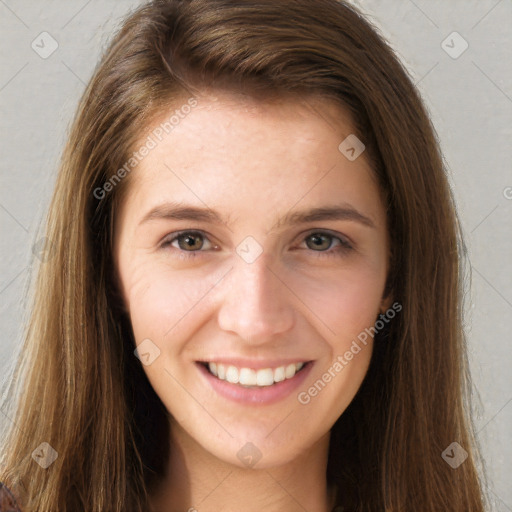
[
  {"xmin": 160, "ymin": 230, "xmax": 216, "ymax": 257},
  {"xmin": 300, "ymin": 230, "xmax": 353, "ymax": 257},
  {"xmin": 159, "ymin": 229, "xmax": 353, "ymax": 259}
]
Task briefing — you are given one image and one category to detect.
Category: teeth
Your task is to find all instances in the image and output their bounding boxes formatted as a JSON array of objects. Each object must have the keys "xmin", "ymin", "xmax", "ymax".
[
  {"xmin": 206, "ymin": 361, "xmax": 305, "ymax": 387},
  {"xmin": 226, "ymin": 365, "xmax": 239, "ymax": 384},
  {"xmin": 285, "ymin": 363, "xmax": 296, "ymax": 379},
  {"xmin": 239, "ymin": 368, "xmax": 257, "ymax": 385},
  {"xmin": 274, "ymin": 365, "xmax": 285, "ymax": 383},
  {"xmin": 256, "ymin": 368, "xmax": 274, "ymax": 386}
]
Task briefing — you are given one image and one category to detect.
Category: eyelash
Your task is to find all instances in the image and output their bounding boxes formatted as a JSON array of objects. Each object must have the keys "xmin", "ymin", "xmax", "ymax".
[{"xmin": 159, "ymin": 229, "xmax": 353, "ymax": 259}]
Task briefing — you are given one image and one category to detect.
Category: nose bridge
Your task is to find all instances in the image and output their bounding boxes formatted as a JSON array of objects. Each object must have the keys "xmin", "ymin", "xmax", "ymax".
[{"xmin": 216, "ymin": 252, "xmax": 294, "ymax": 343}]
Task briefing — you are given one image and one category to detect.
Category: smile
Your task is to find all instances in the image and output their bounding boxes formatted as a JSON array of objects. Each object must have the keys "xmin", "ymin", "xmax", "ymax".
[
  {"xmin": 204, "ymin": 361, "xmax": 306, "ymax": 387},
  {"xmin": 196, "ymin": 360, "xmax": 314, "ymax": 404}
]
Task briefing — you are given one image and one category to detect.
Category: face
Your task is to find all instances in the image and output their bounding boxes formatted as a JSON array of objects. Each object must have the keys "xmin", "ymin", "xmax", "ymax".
[{"xmin": 114, "ymin": 91, "xmax": 391, "ymax": 469}]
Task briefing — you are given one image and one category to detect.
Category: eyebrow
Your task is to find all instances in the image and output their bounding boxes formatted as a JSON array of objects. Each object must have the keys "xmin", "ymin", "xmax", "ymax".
[{"xmin": 137, "ymin": 201, "xmax": 376, "ymax": 230}]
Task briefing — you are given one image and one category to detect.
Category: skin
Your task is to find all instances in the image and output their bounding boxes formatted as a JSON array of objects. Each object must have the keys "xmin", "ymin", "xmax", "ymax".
[{"xmin": 113, "ymin": 90, "xmax": 392, "ymax": 512}]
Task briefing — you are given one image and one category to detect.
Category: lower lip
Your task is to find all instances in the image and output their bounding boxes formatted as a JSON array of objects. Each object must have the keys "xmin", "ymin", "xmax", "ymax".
[{"xmin": 196, "ymin": 361, "xmax": 314, "ymax": 405}]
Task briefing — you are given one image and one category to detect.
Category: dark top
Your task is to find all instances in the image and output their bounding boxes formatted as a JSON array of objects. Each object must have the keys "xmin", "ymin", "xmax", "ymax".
[{"xmin": 0, "ymin": 483, "xmax": 21, "ymax": 512}]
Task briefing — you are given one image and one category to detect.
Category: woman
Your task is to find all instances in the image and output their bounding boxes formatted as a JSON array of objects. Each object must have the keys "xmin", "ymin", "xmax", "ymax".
[{"xmin": 0, "ymin": 0, "xmax": 489, "ymax": 510}]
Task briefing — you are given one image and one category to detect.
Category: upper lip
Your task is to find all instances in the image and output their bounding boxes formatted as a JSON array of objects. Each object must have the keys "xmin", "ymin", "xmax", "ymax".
[{"xmin": 196, "ymin": 358, "xmax": 311, "ymax": 370}]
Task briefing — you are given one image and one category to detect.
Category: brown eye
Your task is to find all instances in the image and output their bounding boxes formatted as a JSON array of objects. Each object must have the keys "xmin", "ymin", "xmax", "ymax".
[
  {"xmin": 176, "ymin": 232, "xmax": 204, "ymax": 251},
  {"xmin": 302, "ymin": 231, "xmax": 353, "ymax": 257},
  {"xmin": 160, "ymin": 230, "xmax": 215, "ymax": 256},
  {"xmin": 305, "ymin": 233, "xmax": 333, "ymax": 251}
]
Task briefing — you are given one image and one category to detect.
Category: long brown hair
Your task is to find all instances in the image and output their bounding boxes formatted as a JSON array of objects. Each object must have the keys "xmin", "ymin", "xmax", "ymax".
[{"xmin": 0, "ymin": 0, "xmax": 489, "ymax": 510}]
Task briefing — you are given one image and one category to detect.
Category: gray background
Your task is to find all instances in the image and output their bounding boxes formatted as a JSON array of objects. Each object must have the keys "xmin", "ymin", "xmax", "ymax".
[{"xmin": 1, "ymin": 0, "xmax": 510, "ymax": 509}]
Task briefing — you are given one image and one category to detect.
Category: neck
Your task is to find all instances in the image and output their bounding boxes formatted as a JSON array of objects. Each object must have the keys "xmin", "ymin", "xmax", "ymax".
[{"xmin": 149, "ymin": 418, "xmax": 336, "ymax": 512}]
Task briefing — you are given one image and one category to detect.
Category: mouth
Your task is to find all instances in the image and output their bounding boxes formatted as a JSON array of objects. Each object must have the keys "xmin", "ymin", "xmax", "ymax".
[
  {"xmin": 195, "ymin": 360, "xmax": 314, "ymax": 404},
  {"xmin": 198, "ymin": 361, "xmax": 309, "ymax": 388}
]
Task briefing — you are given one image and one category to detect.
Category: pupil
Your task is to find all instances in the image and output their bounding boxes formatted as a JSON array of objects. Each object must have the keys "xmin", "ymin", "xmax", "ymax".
[
  {"xmin": 183, "ymin": 234, "xmax": 201, "ymax": 250},
  {"xmin": 310, "ymin": 234, "xmax": 329, "ymax": 250}
]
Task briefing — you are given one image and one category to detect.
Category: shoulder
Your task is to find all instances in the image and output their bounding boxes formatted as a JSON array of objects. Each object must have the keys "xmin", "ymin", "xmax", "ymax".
[{"xmin": 0, "ymin": 482, "xmax": 22, "ymax": 512}]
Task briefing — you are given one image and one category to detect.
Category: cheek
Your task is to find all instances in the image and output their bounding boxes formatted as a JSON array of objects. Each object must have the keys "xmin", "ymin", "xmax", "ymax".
[
  {"xmin": 290, "ymin": 260, "xmax": 386, "ymax": 348},
  {"xmin": 122, "ymin": 259, "xmax": 220, "ymax": 345},
  {"xmin": 291, "ymin": 269, "xmax": 381, "ymax": 421},
  {"xmin": 124, "ymin": 252, "xmax": 386, "ymax": 351}
]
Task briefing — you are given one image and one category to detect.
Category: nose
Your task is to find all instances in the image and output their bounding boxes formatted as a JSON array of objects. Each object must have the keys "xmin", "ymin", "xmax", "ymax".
[{"xmin": 216, "ymin": 254, "xmax": 295, "ymax": 345}]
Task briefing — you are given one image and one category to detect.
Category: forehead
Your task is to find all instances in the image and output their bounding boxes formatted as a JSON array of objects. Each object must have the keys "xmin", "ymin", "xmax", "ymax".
[{"xmin": 117, "ymin": 91, "xmax": 383, "ymax": 229}]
